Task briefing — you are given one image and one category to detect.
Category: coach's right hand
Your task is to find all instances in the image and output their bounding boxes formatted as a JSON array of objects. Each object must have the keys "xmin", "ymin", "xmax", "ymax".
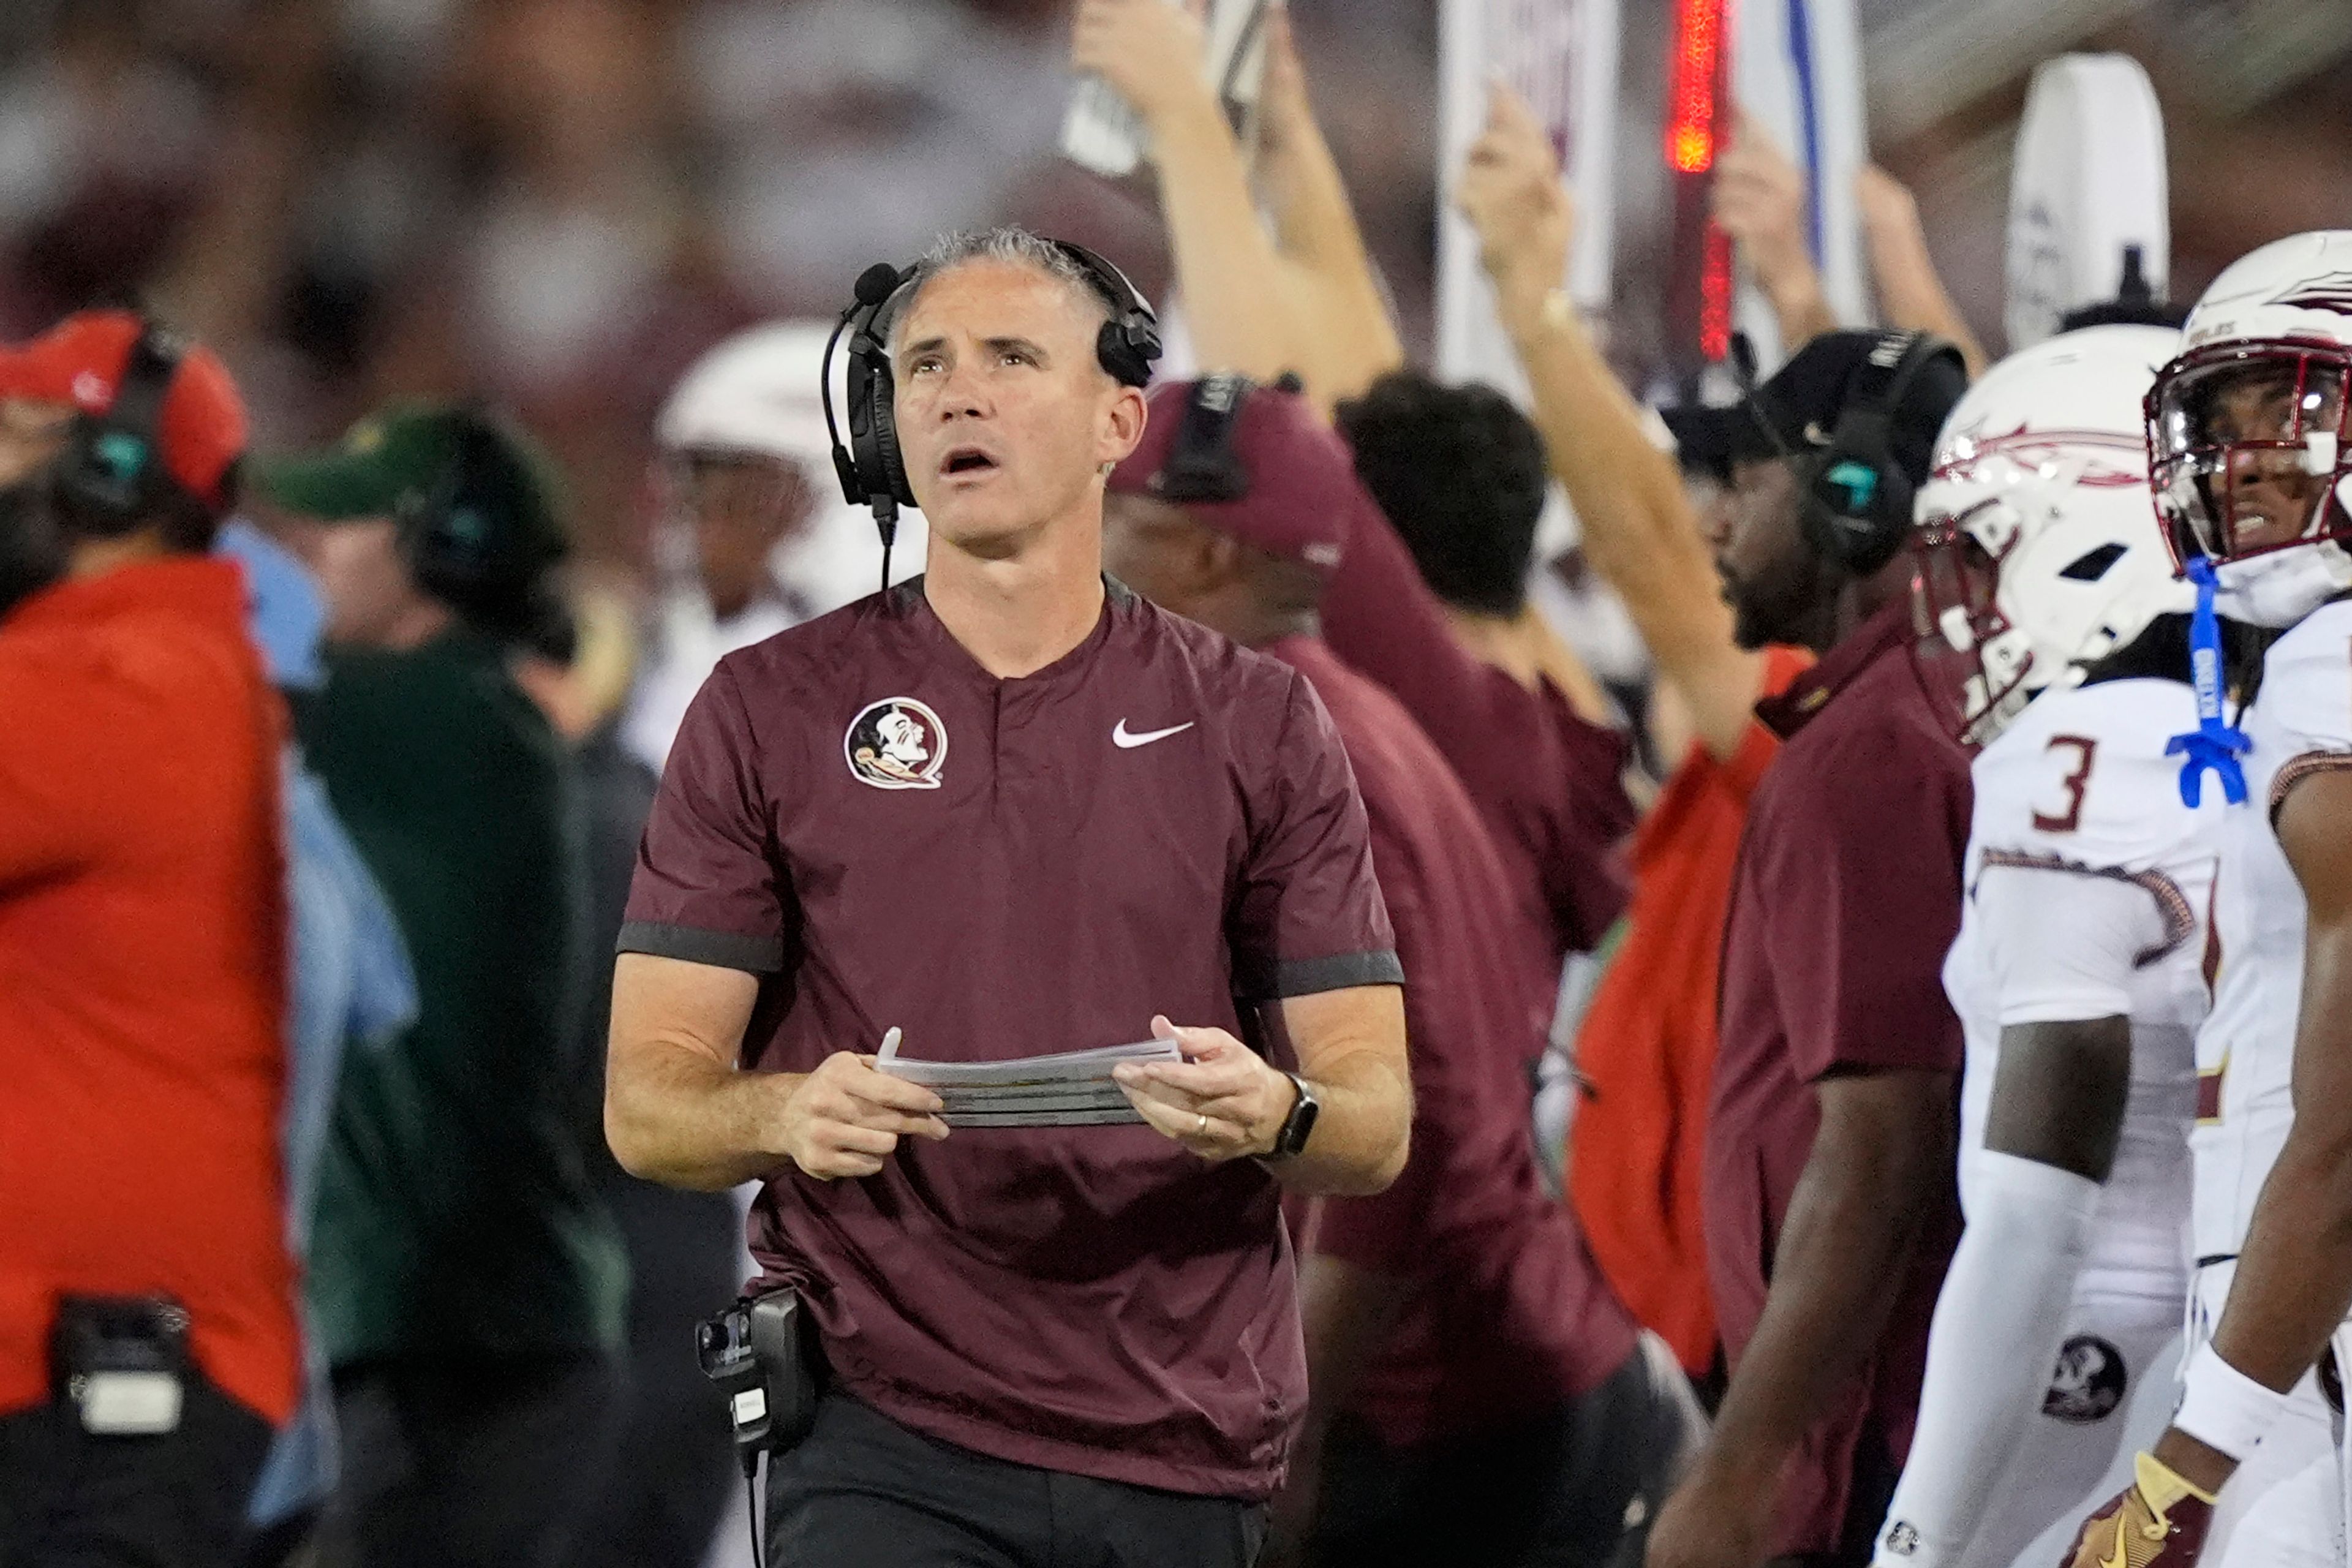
[{"xmin": 780, "ymin": 1050, "xmax": 951, "ymax": 1180}]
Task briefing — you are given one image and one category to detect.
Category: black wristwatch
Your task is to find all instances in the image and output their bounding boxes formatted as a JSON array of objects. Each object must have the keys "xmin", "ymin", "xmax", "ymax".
[{"xmin": 1262, "ymin": 1071, "xmax": 1320, "ymax": 1161}]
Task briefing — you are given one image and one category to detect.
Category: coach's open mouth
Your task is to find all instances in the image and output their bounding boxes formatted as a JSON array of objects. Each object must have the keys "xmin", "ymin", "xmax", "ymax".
[{"xmin": 941, "ymin": 446, "xmax": 1000, "ymax": 477}]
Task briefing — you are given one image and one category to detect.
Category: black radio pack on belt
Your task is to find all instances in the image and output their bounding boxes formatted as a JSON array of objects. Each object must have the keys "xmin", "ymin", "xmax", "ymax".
[
  {"xmin": 51, "ymin": 1294, "xmax": 191, "ymax": 1436},
  {"xmin": 818, "ymin": 239, "xmax": 1163, "ymax": 592},
  {"xmin": 698, "ymin": 1286, "xmax": 825, "ymax": 1567}
]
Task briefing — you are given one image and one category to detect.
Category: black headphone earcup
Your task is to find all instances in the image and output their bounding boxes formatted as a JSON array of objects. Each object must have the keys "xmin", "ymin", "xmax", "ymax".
[
  {"xmin": 1803, "ymin": 448, "xmax": 1913, "ymax": 573},
  {"xmin": 1096, "ymin": 319, "xmax": 1150, "ymax": 389},
  {"xmin": 52, "ymin": 416, "xmax": 153, "ymax": 536},
  {"xmin": 859, "ymin": 360, "xmax": 915, "ymax": 508}
]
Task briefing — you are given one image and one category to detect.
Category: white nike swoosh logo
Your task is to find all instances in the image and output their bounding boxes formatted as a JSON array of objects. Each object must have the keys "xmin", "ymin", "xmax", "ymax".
[{"xmin": 1113, "ymin": 719, "xmax": 1194, "ymax": 749}]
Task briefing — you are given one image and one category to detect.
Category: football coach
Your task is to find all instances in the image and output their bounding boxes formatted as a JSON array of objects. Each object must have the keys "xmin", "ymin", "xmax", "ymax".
[{"xmin": 604, "ymin": 226, "xmax": 1412, "ymax": 1568}]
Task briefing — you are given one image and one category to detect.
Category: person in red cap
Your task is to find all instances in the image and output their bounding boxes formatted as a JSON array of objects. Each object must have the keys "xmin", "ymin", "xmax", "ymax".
[
  {"xmin": 0, "ymin": 310, "xmax": 298, "ymax": 1567},
  {"xmin": 1106, "ymin": 373, "xmax": 1703, "ymax": 1568}
]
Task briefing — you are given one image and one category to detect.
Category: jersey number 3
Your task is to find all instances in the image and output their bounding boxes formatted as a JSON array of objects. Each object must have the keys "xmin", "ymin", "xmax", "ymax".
[{"xmin": 2033, "ymin": 736, "xmax": 2098, "ymax": 833}]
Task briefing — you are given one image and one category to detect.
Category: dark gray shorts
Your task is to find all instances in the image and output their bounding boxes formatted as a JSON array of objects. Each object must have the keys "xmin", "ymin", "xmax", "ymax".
[{"xmin": 766, "ymin": 1393, "xmax": 1266, "ymax": 1568}]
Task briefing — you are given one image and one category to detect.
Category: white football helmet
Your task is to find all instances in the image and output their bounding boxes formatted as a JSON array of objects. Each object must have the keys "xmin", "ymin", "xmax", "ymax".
[
  {"xmin": 1912, "ymin": 323, "xmax": 2186, "ymax": 744},
  {"xmin": 625, "ymin": 322, "xmax": 924, "ymax": 772},
  {"xmin": 656, "ymin": 321, "xmax": 839, "ymax": 464},
  {"xmin": 2147, "ymin": 230, "xmax": 2352, "ymax": 627},
  {"xmin": 651, "ymin": 320, "xmax": 922, "ymax": 616}
]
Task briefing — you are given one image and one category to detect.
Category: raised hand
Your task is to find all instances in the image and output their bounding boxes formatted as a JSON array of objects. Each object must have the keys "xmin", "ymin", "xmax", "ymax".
[
  {"xmin": 1455, "ymin": 82, "xmax": 1572, "ymax": 300},
  {"xmin": 1711, "ymin": 113, "xmax": 1817, "ymax": 303},
  {"xmin": 1071, "ymin": 0, "xmax": 1214, "ymax": 134}
]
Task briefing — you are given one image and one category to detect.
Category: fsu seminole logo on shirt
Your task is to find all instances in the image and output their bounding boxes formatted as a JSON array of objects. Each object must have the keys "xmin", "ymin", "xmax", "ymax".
[{"xmin": 845, "ymin": 697, "xmax": 948, "ymax": 790}]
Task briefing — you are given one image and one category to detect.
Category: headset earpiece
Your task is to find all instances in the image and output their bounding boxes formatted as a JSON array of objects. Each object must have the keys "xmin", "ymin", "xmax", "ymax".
[
  {"xmin": 52, "ymin": 322, "xmax": 186, "ymax": 538},
  {"xmin": 1054, "ymin": 241, "xmax": 1162, "ymax": 390},
  {"xmin": 1795, "ymin": 331, "xmax": 1958, "ymax": 575},
  {"xmin": 398, "ymin": 410, "xmax": 545, "ymax": 609},
  {"xmin": 842, "ymin": 291, "xmax": 917, "ymax": 517},
  {"xmin": 1153, "ymin": 372, "xmax": 1256, "ymax": 503}
]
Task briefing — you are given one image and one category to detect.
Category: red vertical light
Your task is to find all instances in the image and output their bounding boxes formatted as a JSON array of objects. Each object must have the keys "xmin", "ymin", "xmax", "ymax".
[
  {"xmin": 1665, "ymin": 0, "xmax": 1728, "ymax": 174},
  {"xmin": 1667, "ymin": 0, "xmax": 1738, "ymax": 362},
  {"xmin": 1701, "ymin": 212, "xmax": 1735, "ymax": 361}
]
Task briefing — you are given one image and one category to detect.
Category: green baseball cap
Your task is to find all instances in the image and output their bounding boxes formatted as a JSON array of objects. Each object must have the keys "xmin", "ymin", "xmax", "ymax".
[{"xmin": 256, "ymin": 402, "xmax": 569, "ymax": 573}]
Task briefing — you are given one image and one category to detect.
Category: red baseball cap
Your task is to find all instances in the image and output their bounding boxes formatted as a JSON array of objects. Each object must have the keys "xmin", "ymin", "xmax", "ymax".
[
  {"xmin": 1109, "ymin": 376, "xmax": 1357, "ymax": 575},
  {"xmin": 0, "ymin": 310, "xmax": 247, "ymax": 508}
]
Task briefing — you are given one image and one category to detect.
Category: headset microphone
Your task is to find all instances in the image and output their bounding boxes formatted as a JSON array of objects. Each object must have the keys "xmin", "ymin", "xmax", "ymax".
[
  {"xmin": 1728, "ymin": 331, "xmax": 1797, "ymax": 463},
  {"xmin": 821, "ymin": 263, "xmax": 916, "ymax": 594},
  {"xmin": 853, "ymin": 264, "xmax": 901, "ymax": 308}
]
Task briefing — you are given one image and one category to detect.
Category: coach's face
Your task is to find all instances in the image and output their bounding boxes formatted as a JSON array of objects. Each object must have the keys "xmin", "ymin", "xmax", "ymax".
[
  {"xmin": 1713, "ymin": 456, "xmax": 1837, "ymax": 649},
  {"xmin": 894, "ymin": 260, "xmax": 1145, "ymax": 554}
]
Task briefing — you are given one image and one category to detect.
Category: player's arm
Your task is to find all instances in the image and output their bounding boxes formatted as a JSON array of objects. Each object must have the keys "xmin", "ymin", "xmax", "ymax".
[
  {"xmin": 1853, "ymin": 165, "xmax": 1988, "ymax": 379},
  {"xmin": 1648, "ymin": 1068, "xmax": 1956, "ymax": 1568},
  {"xmin": 2064, "ymin": 767, "xmax": 2352, "ymax": 1566},
  {"xmin": 606, "ymin": 953, "xmax": 950, "ymax": 1190},
  {"xmin": 1117, "ymin": 986, "xmax": 1412, "ymax": 1197},
  {"xmin": 2079, "ymin": 768, "xmax": 2352, "ymax": 1540},
  {"xmin": 1455, "ymin": 85, "xmax": 1763, "ymax": 763},
  {"xmin": 1874, "ymin": 859, "xmax": 2168, "ymax": 1566},
  {"xmin": 1070, "ymin": 0, "xmax": 1301, "ymax": 383}
]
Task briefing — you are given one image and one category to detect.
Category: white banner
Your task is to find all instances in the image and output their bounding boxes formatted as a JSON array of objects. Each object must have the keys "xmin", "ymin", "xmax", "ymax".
[
  {"xmin": 1730, "ymin": 0, "xmax": 1868, "ymax": 372},
  {"xmin": 1434, "ymin": 0, "xmax": 1622, "ymax": 394},
  {"xmin": 2006, "ymin": 53, "xmax": 2169, "ymax": 351}
]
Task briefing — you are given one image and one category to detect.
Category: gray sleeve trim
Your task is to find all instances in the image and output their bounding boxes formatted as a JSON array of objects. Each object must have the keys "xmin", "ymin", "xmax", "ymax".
[
  {"xmin": 616, "ymin": 921, "xmax": 785, "ymax": 974},
  {"xmin": 1255, "ymin": 950, "xmax": 1404, "ymax": 999}
]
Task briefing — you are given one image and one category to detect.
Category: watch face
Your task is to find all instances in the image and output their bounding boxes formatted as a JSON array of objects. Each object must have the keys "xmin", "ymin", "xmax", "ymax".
[{"xmin": 1281, "ymin": 1077, "xmax": 1320, "ymax": 1156}]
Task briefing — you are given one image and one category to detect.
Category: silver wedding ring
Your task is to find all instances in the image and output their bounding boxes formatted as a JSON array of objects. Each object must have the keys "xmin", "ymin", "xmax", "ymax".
[{"xmin": 1196, "ymin": 1112, "xmax": 1209, "ymax": 1136}]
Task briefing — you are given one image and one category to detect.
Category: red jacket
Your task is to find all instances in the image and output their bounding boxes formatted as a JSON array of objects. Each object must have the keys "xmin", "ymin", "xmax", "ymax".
[{"xmin": 0, "ymin": 557, "xmax": 297, "ymax": 1425}]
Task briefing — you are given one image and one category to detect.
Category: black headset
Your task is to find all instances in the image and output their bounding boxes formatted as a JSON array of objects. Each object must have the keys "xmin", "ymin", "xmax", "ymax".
[
  {"xmin": 393, "ymin": 407, "xmax": 557, "ymax": 614},
  {"xmin": 1732, "ymin": 328, "xmax": 1962, "ymax": 575},
  {"xmin": 821, "ymin": 240, "xmax": 1163, "ymax": 590},
  {"xmin": 1153, "ymin": 372, "xmax": 1257, "ymax": 503},
  {"xmin": 51, "ymin": 320, "xmax": 194, "ymax": 537}
]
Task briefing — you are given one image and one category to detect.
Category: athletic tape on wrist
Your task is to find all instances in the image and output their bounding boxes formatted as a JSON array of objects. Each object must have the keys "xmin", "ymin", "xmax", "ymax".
[{"xmin": 2173, "ymin": 1341, "xmax": 2297, "ymax": 1461}]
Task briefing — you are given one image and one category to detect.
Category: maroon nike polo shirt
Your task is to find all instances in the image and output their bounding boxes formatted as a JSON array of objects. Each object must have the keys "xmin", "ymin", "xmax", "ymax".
[
  {"xmin": 1273, "ymin": 636, "xmax": 1637, "ymax": 1448},
  {"xmin": 1708, "ymin": 601, "xmax": 1971, "ymax": 1554},
  {"xmin": 620, "ymin": 577, "xmax": 1402, "ymax": 1500}
]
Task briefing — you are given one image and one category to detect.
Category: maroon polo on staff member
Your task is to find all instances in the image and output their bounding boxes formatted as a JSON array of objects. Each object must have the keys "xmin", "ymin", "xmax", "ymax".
[
  {"xmin": 1707, "ymin": 602, "xmax": 1972, "ymax": 1554},
  {"xmin": 619, "ymin": 578, "xmax": 1401, "ymax": 1501},
  {"xmin": 1275, "ymin": 635, "xmax": 1636, "ymax": 1444}
]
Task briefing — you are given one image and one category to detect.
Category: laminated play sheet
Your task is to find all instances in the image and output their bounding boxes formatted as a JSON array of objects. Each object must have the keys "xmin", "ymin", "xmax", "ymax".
[{"xmin": 872, "ymin": 1030, "xmax": 1183, "ymax": 1128}]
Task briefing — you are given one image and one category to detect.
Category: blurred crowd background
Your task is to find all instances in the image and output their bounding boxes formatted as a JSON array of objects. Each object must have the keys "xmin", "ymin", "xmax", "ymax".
[{"xmin": 4, "ymin": 0, "xmax": 2346, "ymax": 574}]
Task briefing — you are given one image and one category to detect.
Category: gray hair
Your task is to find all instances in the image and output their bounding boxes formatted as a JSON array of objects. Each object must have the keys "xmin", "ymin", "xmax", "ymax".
[{"xmin": 889, "ymin": 226, "xmax": 1110, "ymax": 353}]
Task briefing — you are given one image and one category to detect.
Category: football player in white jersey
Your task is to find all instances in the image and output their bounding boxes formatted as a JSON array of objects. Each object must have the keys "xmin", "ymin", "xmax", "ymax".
[
  {"xmin": 1868, "ymin": 325, "xmax": 2216, "ymax": 1568},
  {"xmin": 2065, "ymin": 230, "xmax": 2352, "ymax": 1568}
]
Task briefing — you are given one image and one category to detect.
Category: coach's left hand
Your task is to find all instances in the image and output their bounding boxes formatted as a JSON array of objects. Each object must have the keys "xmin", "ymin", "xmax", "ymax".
[{"xmin": 1114, "ymin": 1016, "xmax": 1295, "ymax": 1162}]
